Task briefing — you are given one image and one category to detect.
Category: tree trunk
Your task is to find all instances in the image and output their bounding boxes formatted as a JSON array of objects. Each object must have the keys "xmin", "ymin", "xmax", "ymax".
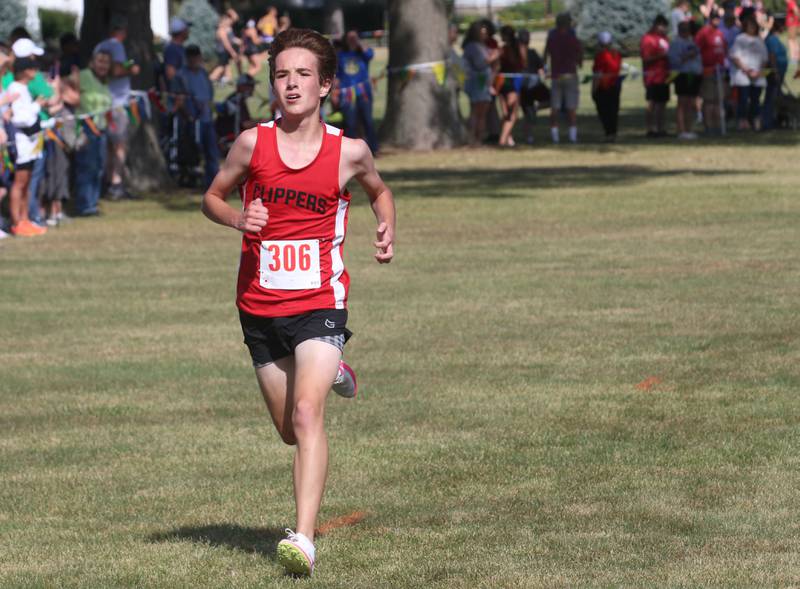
[
  {"xmin": 545, "ymin": 0, "xmax": 553, "ymax": 16},
  {"xmin": 381, "ymin": 0, "xmax": 466, "ymax": 150},
  {"xmin": 81, "ymin": 0, "xmax": 171, "ymax": 193},
  {"xmin": 323, "ymin": 1, "xmax": 345, "ymax": 40}
]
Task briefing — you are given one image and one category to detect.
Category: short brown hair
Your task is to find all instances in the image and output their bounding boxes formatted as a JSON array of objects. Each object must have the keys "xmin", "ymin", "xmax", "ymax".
[{"xmin": 268, "ymin": 28, "xmax": 337, "ymax": 91}]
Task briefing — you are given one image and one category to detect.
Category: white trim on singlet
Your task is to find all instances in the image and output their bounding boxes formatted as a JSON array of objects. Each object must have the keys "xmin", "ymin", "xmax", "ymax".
[
  {"xmin": 325, "ymin": 123, "xmax": 342, "ymax": 136},
  {"xmin": 330, "ymin": 198, "xmax": 349, "ymax": 309},
  {"xmin": 261, "ymin": 120, "xmax": 275, "ymax": 128}
]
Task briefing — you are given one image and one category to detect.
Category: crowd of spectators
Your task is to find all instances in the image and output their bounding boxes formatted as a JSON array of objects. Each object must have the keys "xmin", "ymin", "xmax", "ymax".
[
  {"xmin": 459, "ymin": 0, "xmax": 793, "ymax": 145},
  {"xmin": 1, "ymin": 1, "xmax": 795, "ymax": 240},
  {"xmin": 0, "ymin": 5, "xmax": 382, "ymax": 241}
]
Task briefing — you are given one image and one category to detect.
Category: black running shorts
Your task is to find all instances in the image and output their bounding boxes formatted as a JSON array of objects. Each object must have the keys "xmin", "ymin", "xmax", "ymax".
[{"xmin": 239, "ymin": 308, "xmax": 352, "ymax": 368}]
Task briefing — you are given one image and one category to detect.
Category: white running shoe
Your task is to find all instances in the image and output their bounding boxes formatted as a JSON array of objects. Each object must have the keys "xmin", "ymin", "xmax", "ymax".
[
  {"xmin": 331, "ymin": 359, "xmax": 358, "ymax": 398},
  {"xmin": 0, "ymin": 229, "xmax": 9, "ymax": 240},
  {"xmin": 277, "ymin": 529, "xmax": 315, "ymax": 576}
]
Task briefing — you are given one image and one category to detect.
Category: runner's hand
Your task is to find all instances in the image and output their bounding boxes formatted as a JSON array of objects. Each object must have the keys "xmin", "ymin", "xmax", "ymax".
[
  {"xmin": 374, "ymin": 222, "xmax": 393, "ymax": 264},
  {"xmin": 238, "ymin": 197, "xmax": 268, "ymax": 233}
]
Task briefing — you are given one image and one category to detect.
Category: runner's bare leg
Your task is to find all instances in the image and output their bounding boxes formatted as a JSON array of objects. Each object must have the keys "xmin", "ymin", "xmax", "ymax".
[{"xmin": 291, "ymin": 339, "xmax": 341, "ymax": 541}]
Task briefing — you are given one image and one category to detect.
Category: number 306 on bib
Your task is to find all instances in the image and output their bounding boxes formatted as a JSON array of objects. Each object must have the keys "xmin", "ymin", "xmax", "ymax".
[{"xmin": 259, "ymin": 239, "xmax": 321, "ymax": 290}]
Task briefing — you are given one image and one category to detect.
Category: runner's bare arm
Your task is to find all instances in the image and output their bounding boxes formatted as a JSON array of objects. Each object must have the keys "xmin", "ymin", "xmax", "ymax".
[
  {"xmin": 202, "ymin": 128, "xmax": 268, "ymax": 233},
  {"xmin": 342, "ymin": 138, "xmax": 395, "ymax": 264}
]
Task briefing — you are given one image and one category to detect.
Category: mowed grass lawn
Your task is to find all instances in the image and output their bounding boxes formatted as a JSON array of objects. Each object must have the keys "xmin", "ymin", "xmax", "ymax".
[{"xmin": 3, "ymin": 93, "xmax": 800, "ymax": 585}]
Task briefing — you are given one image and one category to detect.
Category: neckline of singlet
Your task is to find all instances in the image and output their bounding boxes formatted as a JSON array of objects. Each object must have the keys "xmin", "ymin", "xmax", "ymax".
[{"xmin": 270, "ymin": 119, "xmax": 328, "ymax": 173}]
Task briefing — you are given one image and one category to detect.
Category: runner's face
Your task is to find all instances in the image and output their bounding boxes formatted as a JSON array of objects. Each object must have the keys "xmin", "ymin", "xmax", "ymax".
[{"xmin": 273, "ymin": 47, "xmax": 331, "ymax": 116}]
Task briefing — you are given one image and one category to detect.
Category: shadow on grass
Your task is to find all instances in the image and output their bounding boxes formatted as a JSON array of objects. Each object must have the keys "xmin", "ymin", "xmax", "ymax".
[
  {"xmin": 379, "ymin": 165, "xmax": 755, "ymax": 198},
  {"xmin": 149, "ymin": 524, "xmax": 284, "ymax": 559}
]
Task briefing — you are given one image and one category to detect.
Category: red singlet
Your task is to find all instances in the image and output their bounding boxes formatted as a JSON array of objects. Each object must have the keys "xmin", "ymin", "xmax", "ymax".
[{"xmin": 236, "ymin": 120, "xmax": 351, "ymax": 318}]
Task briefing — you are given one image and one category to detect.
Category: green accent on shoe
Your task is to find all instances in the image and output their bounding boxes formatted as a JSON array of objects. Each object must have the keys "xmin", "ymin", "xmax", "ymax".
[{"xmin": 277, "ymin": 540, "xmax": 313, "ymax": 576}]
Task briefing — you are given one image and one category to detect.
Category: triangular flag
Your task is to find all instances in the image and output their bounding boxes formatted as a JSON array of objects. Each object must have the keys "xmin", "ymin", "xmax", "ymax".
[
  {"xmin": 432, "ymin": 62, "xmax": 446, "ymax": 86},
  {"xmin": 128, "ymin": 98, "xmax": 141, "ymax": 125},
  {"xmin": 493, "ymin": 74, "xmax": 506, "ymax": 94},
  {"xmin": 82, "ymin": 117, "xmax": 101, "ymax": 137},
  {"xmin": 105, "ymin": 110, "xmax": 117, "ymax": 132}
]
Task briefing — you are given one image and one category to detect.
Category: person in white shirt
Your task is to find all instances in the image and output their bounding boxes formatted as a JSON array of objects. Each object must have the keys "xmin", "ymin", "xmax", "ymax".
[
  {"xmin": 7, "ymin": 58, "xmax": 46, "ymax": 236},
  {"xmin": 729, "ymin": 9, "xmax": 768, "ymax": 130}
]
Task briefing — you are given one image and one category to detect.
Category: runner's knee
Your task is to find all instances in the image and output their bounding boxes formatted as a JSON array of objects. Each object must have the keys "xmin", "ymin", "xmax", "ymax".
[{"xmin": 291, "ymin": 398, "xmax": 323, "ymax": 433}]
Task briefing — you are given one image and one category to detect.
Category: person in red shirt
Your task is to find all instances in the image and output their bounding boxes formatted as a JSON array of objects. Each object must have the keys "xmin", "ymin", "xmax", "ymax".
[
  {"xmin": 695, "ymin": 11, "xmax": 727, "ymax": 131},
  {"xmin": 787, "ymin": 0, "xmax": 800, "ymax": 63},
  {"xmin": 592, "ymin": 31, "xmax": 622, "ymax": 141},
  {"xmin": 202, "ymin": 28, "xmax": 396, "ymax": 577},
  {"xmin": 640, "ymin": 14, "xmax": 671, "ymax": 137}
]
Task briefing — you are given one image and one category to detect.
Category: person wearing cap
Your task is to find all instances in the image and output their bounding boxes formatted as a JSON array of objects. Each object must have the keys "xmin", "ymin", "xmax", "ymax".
[
  {"xmin": 164, "ymin": 17, "xmax": 191, "ymax": 84},
  {"xmin": 215, "ymin": 74, "xmax": 256, "ymax": 151},
  {"xmin": 171, "ymin": 44, "xmax": 220, "ymax": 188},
  {"xmin": 94, "ymin": 21, "xmax": 141, "ymax": 201},
  {"xmin": 4, "ymin": 35, "xmax": 57, "ymax": 227},
  {"xmin": 592, "ymin": 31, "xmax": 622, "ymax": 142},
  {"xmin": 6, "ymin": 56, "xmax": 46, "ymax": 236}
]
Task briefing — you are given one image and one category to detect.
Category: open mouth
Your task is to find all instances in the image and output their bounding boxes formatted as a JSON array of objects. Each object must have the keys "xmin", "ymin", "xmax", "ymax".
[{"xmin": 286, "ymin": 93, "xmax": 301, "ymax": 102}]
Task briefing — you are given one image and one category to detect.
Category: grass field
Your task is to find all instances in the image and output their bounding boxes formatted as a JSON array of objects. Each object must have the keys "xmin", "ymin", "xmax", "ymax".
[{"xmin": 3, "ymin": 47, "xmax": 800, "ymax": 588}]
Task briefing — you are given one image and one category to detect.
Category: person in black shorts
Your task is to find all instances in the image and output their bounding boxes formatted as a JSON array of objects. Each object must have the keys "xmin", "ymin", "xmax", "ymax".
[{"xmin": 669, "ymin": 21, "xmax": 703, "ymax": 139}]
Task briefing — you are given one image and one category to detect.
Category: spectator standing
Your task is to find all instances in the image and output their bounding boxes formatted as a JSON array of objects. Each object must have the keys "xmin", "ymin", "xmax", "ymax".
[
  {"xmin": 592, "ymin": 31, "xmax": 622, "ymax": 142},
  {"xmin": 257, "ymin": 6, "xmax": 279, "ymax": 43},
  {"xmin": 9, "ymin": 37, "xmax": 55, "ymax": 227},
  {"xmin": 730, "ymin": 11, "xmax": 768, "ymax": 130},
  {"xmin": 95, "ymin": 22, "xmax": 141, "ymax": 200},
  {"xmin": 762, "ymin": 18, "xmax": 788, "ymax": 129},
  {"xmin": 498, "ymin": 25, "xmax": 525, "ymax": 147},
  {"xmin": 171, "ymin": 45, "xmax": 219, "ymax": 189},
  {"xmin": 163, "ymin": 17, "xmax": 191, "ymax": 85},
  {"xmin": 336, "ymin": 30, "xmax": 378, "ymax": 154},
  {"xmin": 787, "ymin": 0, "xmax": 800, "ymax": 63},
  {"xmin": 517, "ymin": 28, "xmax": 546, "ymax": 144},
  {"xmin": 6, "ymin": 56, "xmax": 46, "ymax": 236},
  {"xmin": 640, "ymin": 15, "xmax": 671, "ymax": 137},
  {"xmin": 58, "ymin": 33, "xmax": 82, "ymax": 78},
  {"xmin": 462, "ymin": 21, "xmax": 498, "ymax": 145},
  {"xmin": 215, "ymin": 73, "xmax": 256, "ymax": 149},
  {"xmin": 696, "ymin": 11, "xmax": 727, "ymax": 131},
  {"xmin": 672, "ymin": 1, "xmax": 692, "ymax": 37},
  {"xmin": 670, "ymin": 21, "xmax": 703, "ymax": 139},
  {"xmin": 74, "ymin": 51, "xmax": 112, "ymax": 216},
  {"xmin": 544, "ymin": 12, "xmax": 583, "ymax": 144}
]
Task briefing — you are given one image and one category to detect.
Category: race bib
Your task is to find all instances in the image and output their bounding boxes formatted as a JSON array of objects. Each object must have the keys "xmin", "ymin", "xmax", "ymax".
[{"xmin": 260, "ymin": 239, "xmax": 321, "ymax": 290}]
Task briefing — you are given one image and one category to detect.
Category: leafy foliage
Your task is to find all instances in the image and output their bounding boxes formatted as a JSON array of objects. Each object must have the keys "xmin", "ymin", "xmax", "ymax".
[
  {"xmin": 0, "ymin": 0, "xmax": 26, "ymax": 44},
  {"xmin": 39, "ymin": 8, "xmax": 77, "ymax": 44},
  {"xmin": 566, "ymin": 0, "xmax": 671, "ymax": 54},
  {"xmin": 179, "ymin": 0, "xmax": 219, "ymax": 59}
]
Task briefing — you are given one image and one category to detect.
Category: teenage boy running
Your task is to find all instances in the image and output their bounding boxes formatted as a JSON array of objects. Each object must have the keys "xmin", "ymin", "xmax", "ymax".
[{"xmin": 201, "ymin": 28, "xmax": 395, "ymax": 577}]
